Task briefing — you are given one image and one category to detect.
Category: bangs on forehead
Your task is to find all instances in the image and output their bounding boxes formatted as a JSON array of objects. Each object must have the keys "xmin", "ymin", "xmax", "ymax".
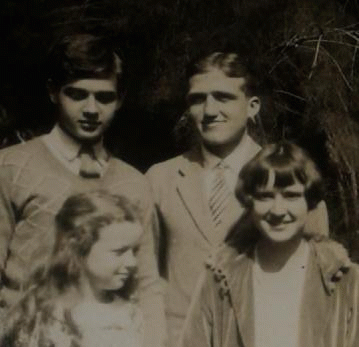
[{"xmin": 253, "ymin": 166, "xmax": 306, "ymax": 191}]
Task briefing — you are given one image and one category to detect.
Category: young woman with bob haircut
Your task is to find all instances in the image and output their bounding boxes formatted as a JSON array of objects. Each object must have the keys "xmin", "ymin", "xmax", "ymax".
[{"xmin": 180, "ymin": 141, "xmax": 359, "ymax": 347}]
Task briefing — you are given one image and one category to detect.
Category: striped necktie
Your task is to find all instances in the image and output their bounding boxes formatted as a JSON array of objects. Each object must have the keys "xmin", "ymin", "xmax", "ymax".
[
  {"xmin": 208, "ymin": 163, "xmax": 232, "ymax": 227},
  {"xmin": 78, "ymin": 145, "xmax": 101, "ymax": 178}
]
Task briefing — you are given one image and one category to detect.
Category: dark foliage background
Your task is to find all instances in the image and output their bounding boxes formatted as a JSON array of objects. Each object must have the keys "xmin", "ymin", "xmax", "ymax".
[{"xmin": 1, "ymin": 0, "xmax": 359, "ymax": 259}]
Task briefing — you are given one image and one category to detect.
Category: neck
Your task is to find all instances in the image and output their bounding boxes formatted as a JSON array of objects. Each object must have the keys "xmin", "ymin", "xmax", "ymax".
[
  {"xmin": 203, "ymin": 129, "xmax": 245, "ymax": 159},
  {"xmin": 256, "ymin": 234, "xmax": 304, "ymax": 273},
  {"xmin": 79, "ymin": 275, "xmax": 115, "ymax": 303}
]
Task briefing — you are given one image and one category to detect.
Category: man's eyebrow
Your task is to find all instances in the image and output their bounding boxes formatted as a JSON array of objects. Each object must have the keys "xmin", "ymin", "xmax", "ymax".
[{"xmin": 212, "ymin": 91, "xmax": 237, "ymax": 99}]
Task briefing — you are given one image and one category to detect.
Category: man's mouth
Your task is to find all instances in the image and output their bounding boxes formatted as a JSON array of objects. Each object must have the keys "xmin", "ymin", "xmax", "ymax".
[
  {"xmin": 201, "ymin": 120, "xmax": 225, "ymax": 128},
  {"xmin": 79, "ymin": 120, "xmax": 101, "ymax": 131}
]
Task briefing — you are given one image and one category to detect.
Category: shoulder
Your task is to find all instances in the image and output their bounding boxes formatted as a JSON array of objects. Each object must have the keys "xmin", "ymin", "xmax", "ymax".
[
  {"xmin": 0, "ymin": 137, "xmax": 46, "ymax": 166},
  {"xmin": 147, "ymin": 153, "xmax": 189, "ymax": 176},
  {"xmin": 310, "ymin": 238, "xmax": 350, "ymax": 270},
  {"xmin": 309, "ymin": 238, "xmax": 359, "ymax": 290},
  {"xmin": 109, "ymin": 156, "xmax": 147, "ymax": 181},
  {"xmin": 146, "ymin": 149, "xmax": 201, "ymax": 183}
]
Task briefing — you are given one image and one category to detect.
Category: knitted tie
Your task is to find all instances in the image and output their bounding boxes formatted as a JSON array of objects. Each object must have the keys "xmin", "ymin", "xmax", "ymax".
[
  {"xmin": 208, "ymin": 164, "xmax": 232, "ymax": 227},
  {"xmin": 78, "ymin": 144, "xmax": 101, "ymax": 178}
]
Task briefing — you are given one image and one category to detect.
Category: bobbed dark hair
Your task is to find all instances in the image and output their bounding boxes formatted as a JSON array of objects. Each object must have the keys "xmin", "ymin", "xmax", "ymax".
[{"xmin": 236, "ymin": 141, "xmax": 324, "ymax": 211}]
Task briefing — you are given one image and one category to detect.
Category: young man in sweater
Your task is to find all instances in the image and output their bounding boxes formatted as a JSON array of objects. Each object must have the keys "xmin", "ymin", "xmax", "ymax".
[{"xmin": 0, "ymin": 33, "xmax": 166, "ymax": 347}]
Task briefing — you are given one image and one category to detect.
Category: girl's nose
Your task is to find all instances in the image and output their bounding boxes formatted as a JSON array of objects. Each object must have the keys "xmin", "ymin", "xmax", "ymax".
[{"xmin": 270, "ymin": 194, "xmax": 286, "ymax": 216}]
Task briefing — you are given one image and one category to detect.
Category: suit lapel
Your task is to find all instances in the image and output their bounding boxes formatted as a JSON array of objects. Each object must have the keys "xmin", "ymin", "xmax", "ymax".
[
  {"xmin": 176, "ymin": 151, "xmax": 216, "ymax": 245},
  {"xmin": 175, "ymin": 137, "xmax": 262, "ymax": 247}
]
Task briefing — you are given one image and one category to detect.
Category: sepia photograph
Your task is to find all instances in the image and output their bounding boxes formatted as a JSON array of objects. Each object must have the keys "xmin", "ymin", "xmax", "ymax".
[{"xmin": 0, "ymin": 0, "xmax": 359, "ymax": 346}]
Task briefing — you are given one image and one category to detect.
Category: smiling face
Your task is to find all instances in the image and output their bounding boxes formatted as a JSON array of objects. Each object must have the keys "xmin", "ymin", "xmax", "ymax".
[
  {"xmin": 251, "ymin": 181, "xmax": 309, "ymax": 244},
  {"xmin": 52, "ymin": 77, "xmax": 121, "ymax": 143},
  {"xmin": 187, "ymin": 68, "xmax": 260, "ymax": 157},
  {"xmin": 83, "ymin": 221, "xmax": 142, "ymax": 296}
]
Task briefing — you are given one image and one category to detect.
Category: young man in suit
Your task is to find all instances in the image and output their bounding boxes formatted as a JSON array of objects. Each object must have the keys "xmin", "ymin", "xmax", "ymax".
[
  {"xmin": 0, "ymin": 33, "xmax": 166, "ymax": 347},
  {"xmin": 146, "ymin": 52, "xmax": 330, "ymax": 345}
]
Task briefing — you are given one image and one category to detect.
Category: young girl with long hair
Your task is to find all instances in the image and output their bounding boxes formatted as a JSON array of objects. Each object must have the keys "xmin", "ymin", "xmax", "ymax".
[{"xmin": 1, "ymin": 190, "xmax": 144, "ymax": 347}]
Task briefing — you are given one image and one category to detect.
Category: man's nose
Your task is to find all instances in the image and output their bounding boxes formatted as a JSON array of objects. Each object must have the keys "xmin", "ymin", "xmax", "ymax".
[
  {"xmin": 83, "ymin": 93, "xmax": 99, "ymax": 115},
  {"xmin": 203, "ymin": 95, "xmax": 219, "ymax": 117}
]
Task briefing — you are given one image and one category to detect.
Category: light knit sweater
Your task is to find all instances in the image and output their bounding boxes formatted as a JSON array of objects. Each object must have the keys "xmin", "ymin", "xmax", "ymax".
[{"xmin": 0, "ymin": 136, "xmax": 166, "ymax": 347}]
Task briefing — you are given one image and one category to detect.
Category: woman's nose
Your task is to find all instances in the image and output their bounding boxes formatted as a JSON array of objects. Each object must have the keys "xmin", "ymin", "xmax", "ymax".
[{"xmin": 270, "ymin": 194, "xmax": 286, "ymax": 215}]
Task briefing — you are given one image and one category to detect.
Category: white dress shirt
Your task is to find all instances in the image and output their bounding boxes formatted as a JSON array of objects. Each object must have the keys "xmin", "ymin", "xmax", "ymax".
[
  {"xmin": 202, "ymin": 132, "xmax": 262, "ymax": 197},
  {"xmin": 42, "ymin": 125, "xmax": 109, "ymax": 176}
]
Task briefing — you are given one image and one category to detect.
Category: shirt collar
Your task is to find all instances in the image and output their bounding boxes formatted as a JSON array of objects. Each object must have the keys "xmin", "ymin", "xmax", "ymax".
[
  {"xmin": 202, "ymin": 131, "xmax": 261, "ymax": 176},
  {"xmin": 44, "ymin": 125, "xmax": 108, "ymax": 162}
]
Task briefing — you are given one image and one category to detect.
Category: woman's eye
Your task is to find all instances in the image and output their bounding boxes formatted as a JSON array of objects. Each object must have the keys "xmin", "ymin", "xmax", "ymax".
[
  {"xmin": 253, "ymin": 192, "xmax": 273, "ymax": 201},
  {"xmin": 283, "ymin": 192, "xmax": 303, "ymax": 200}
]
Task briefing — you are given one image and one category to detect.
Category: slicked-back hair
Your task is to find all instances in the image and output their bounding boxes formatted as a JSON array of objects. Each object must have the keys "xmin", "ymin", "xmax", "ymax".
[
  {"xmin": 236, "ymin": 141, "xmax": 324, "ymax": 211},
  {"xmin": 186, "ymin": 52, "xmax": 261, "ymax": 97},
  {"xmin": 47, "ymin": 33, "xmax": 124, "ymax": 95}
]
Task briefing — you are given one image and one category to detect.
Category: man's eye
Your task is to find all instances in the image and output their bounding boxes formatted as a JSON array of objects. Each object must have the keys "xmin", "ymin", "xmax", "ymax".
[
  {"xmin": 95, "ymin": 91, "xmax": 117, "ymax": 104},
  {"xmin": 187, "ymin": 94, "xmax": 206, "ymax": 105},
  {"xmin": 212, "ymin": 92, "xmax": 236, "ymax": 102},
  {"xmin": 63, "ymin": 87, "xmax": 88, "ymax": 101}
]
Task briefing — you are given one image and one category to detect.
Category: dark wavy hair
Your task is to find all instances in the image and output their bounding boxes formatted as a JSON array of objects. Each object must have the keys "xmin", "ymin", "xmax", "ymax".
[
  {"xmin": 186, "ymin": 52, "xmax": 262, "ymax": 97},
  {"xmin": 47, "ymin": 33, "xmax": 125, "ymax": 96}
]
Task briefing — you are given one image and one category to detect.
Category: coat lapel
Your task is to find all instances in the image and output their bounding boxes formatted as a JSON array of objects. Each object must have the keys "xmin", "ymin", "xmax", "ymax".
[
  {"xmin": 176, "ymin": 150, "xmax": 216, "ymax": 245},
  {"xmin": 298, "ymin": 242, "xmax": 336, "ymax": 346},
  {"xmin": 225, "ymin": 251, "xmax": 255, "ymax": 347}
]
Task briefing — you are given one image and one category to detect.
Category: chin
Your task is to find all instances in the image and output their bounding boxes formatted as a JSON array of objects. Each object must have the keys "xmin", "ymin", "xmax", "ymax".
[{"xmin": 265, "ymin": 231, "xmax": 302, "ymax": 244}]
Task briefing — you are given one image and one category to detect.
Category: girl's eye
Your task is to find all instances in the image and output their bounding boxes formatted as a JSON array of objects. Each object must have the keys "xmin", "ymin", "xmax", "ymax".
[
  {"xmin": 282, "ymin": 192, "xmax": 303, "ymax": 200},
  {"xmin": 253, "ymin": 192, "xmax": 274, "ymax": 201}
]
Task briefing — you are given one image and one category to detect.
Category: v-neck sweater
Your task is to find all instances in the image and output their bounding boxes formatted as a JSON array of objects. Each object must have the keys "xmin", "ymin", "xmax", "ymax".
[{"xmin": 0, "ymin": 136, "xmax": 156, "ymax": 299}]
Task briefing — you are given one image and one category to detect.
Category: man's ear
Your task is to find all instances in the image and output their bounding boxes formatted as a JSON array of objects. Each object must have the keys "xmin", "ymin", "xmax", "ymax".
[
  {"xmin": 47, "ymin": 79, "xmax": 58, "ymax": 104},
  {"xmin": 247, "ymin": 96, "xmax": 261, "ymax": 120}
]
